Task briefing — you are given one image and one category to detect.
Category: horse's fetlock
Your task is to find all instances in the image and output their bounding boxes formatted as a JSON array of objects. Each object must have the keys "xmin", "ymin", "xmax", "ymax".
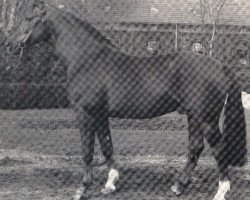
[
  {"xmin": 82, "ymin": 178, "xmax": 93, "ymax": 189},
  {"xmin": 179, "ymin": 178, "xmax": 190, "ymax": 188},
  {"xmin": 73, "ymin": 187, "xmax": 88, "ymax": 200}
]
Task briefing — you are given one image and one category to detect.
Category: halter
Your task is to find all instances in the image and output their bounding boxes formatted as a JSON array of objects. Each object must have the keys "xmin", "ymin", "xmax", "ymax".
[
  {"xmin": 5, "ymin": 1, "xmax": 47, "ymax": 59},
  {"xmin": 16, "ymin": 11, "xmax": 45, "ymax": 59},
  {"xmin": 18, "ymin": 42, "xmax": 26, "ymax": 59}
]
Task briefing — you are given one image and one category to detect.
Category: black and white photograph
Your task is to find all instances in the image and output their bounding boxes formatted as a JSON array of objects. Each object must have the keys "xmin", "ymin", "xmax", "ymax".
[{"xmin": 0, "ymin": 0, "xmax": 249, "ymax": 199}]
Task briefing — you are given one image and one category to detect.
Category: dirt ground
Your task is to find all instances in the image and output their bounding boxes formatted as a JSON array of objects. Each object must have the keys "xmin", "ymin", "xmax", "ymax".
[{"xmin": 0, "ymin": 109, "xmax": 249, "ymax": 200}]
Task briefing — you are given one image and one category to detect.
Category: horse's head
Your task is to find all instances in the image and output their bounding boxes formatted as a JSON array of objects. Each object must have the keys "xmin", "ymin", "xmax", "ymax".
[{"xmin": 5, "ymin": 0, "xmax": 48, "ymax": 57}]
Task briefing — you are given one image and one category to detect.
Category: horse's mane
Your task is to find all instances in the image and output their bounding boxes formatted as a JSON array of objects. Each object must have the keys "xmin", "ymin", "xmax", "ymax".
[{"xmin": 47, "ymin": 4, "xmax": 117, "ymax": 49}]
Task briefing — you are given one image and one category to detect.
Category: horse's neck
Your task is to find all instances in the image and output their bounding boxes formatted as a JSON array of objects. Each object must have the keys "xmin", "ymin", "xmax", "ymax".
[
  {"xmin": 48, "ymin": 12, "xmax": 68, "ymax": 39},
  {"xmin": 50, "ymin": 11, "xmax": 104, "ymax": 63},
  {"xmin": 48, "ymin": 7, "xmax": 115, "ymax": 52}
]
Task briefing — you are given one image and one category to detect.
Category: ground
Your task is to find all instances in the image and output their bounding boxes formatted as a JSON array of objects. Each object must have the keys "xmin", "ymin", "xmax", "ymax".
[
  {"xmin": 0, "ymin": 109, "xmax": 249, "ymax": 200},
  {"xmin": 0, "ymin": 2, "xmax": 249, "ymax": 199}
]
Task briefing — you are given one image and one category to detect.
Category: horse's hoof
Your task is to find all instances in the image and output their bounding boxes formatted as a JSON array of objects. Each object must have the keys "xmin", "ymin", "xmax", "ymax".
[
  {"xmin": 72, "ymin": 187, "xmax": 87, "ymax": 200},
  {"xmin": 101, "ymin": 184, "xmax": 116, "ymax": 195},
  {"xmin": 212, "ymin": 196, "xmax": 226, "ymax": 200},
  {"xmin": 212, "ymin": 198, "xmax": 225, "ymax": 200},
  {"xmin": 72, "ymin": 195, "xmax": 87, "ymax": 200},
  {"xmin": 171, "ymin": 183, "xmax": 182, "ymax": 196}
]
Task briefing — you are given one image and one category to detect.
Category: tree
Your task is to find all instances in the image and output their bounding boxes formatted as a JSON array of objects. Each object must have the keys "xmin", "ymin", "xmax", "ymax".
[
  {"xmin": 1, "ymin": 0, "xmax": 19, "ymax": 35},
  {"xmin": 0, "ymin": 0, "xmax": 35, "ymax": 36},
  {"xmin": 192, "ymin": 0, "xmax": 227, "ymax": 57},
  {"xmin": 0, "ymin": 0, "xmax": 91, "ymax": 36}
]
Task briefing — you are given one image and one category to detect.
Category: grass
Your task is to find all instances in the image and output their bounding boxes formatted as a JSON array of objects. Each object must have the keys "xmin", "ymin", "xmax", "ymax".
[
  {"xmin": 1, "ymin": 108, "xmax": 250, "ymax": 158},
  {"xmin": 0, "ymin": 109, "xmax": 249, "ymax": 200}
]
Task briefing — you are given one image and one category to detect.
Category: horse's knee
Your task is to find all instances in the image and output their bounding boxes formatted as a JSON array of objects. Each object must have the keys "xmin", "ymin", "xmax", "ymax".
[
  {"xmin": 96, "ymin": 119, "xmax": 114, "ymax": 162},
  {"xmin": 188, "ymin": 138, "xmax": 204, "ymax": 161},
  {"xmin": 83, "ymin": 176, "xmax": 93, "ymax": 188},
  {"xmin": 99, "ymin": 134, "xmax": 113, "ymax": 155}
]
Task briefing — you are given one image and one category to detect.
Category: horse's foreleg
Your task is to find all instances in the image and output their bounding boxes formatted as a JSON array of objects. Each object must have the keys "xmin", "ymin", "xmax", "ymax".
[
  {"xmin": 96, "ymin": 117, "xmax": 119, "ymax": 194},
  {"xmin": 204, "ymin": 122, "xmax": 230, "ymax": 200},
  {"xmin": 73, "ymin": 110, "xmax": 96, "ymax": 200},
  {"xmin": 172, "ymin": 115, "xmax": 204, "ymax": 195}
]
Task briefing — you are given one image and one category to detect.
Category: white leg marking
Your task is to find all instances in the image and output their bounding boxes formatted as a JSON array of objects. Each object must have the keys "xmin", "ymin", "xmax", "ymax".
[
  {"xmin": 72, "ymin": 187, "xmax": 86, "ymax": 200},
  {"xmin": 101, "ymin": 168, "xmax": 119, "ymax": 194},
  {"xmin": 212, "ymin": 180, "xmax": 230, "ymax": 200},
  {"xmin": 171, "ymin": 183, "xmax": 181, "ymax": 195},
  {"xmin": 242, "ymin": 91, "xmax": 250, "ymax": 109}
]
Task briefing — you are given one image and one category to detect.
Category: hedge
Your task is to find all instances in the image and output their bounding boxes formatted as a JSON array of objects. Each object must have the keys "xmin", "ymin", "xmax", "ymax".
[{"xmin": 0, "ymin": 83, "xmax": 69, "ymax": 109}]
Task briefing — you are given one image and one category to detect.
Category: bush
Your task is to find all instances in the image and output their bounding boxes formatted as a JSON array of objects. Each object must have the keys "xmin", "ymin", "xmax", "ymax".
[
  {"xmin": 0, "ymin": 31, "xmax": 69, "ymax": 109},
  {"xmin": 0, "ymin": 41, "xmax": 67, "ymax": 84},
  {"xmin": 0, "ymin": 83, "xmax": 69, "ymax": 109}
]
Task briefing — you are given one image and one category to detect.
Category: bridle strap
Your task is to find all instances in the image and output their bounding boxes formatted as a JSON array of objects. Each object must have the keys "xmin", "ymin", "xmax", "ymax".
[{"xmin": 20, "ymin": 47, "xmax": 24, "ymax": 59}]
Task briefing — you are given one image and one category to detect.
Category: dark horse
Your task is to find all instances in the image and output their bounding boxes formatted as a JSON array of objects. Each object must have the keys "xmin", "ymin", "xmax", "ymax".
[{"xmin": 6, "ymin": 1, "xmax": 247, "ymax": 199}]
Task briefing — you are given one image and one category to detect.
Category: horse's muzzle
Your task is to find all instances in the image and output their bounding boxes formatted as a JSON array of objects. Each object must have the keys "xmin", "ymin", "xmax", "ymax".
[
  {"xmin": 5, "ymin": 41, "xmax": 11, "ymax": 48},
  {"xmin": 5, "ymin": 41, "xmax": 13, "ymax": 54}
]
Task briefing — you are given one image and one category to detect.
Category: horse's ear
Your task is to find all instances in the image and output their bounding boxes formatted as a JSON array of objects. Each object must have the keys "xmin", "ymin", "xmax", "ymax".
[
  {"xmin": 32, "ymin": 0, "xmax": 46, "ymax": 19},
  {"xmin": 33, "ymin": 0, "xmax": 45, "ymax": 10}
]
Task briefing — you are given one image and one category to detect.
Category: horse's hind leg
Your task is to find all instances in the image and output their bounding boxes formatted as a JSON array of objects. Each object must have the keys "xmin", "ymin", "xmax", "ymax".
[
  {"xmin": 204, "ymin": 119, "xmax": 230, "ymax": 200},
  {"xmin": 72, "ymin": 108, "xmax": 96, "ymax": 200},
  {"xmin": 171, "ymin": 113, "xmax": 205, "ymax": 195},
  {"xmin": 96, "ymin": 117, "xmax": 119, "ymax": 194}
]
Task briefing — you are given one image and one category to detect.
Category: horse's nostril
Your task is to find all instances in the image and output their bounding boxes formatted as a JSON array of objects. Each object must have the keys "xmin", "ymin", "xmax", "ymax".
[
  {"xmin": 5, "ymin": 41, "xmax": 11, "ymax": 48},
  {"xmin": 19, "ymin": 42, "xmax": 26, "ymax": 48},
  {"xmin": 6, "ymin": 43, "xmax": 13, "ymax": 54}
]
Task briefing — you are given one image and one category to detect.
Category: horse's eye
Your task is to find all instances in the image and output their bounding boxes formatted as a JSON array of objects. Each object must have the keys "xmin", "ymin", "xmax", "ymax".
[
  {"xmin": 25, "ymin": 16, "xmax": 33, "ymax": 21},
  {"xmin": 19, "ymin": 42, "xmax": 26, "ymax": 48}
]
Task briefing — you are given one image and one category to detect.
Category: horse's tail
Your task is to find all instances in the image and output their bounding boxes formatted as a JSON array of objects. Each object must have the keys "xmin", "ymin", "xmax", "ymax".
[{"xmin": 223, "ymin": 71, "xmax": 247, "ymax": 167}]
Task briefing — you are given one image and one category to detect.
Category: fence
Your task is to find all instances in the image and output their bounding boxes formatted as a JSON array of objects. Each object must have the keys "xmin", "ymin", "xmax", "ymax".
[{"xmin": 0, "ymin": 0, "xmax": 250, "ymax": 109}]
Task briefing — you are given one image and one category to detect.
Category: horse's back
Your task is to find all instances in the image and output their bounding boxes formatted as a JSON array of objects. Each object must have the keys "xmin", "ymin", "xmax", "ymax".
[{"xmin": 68, "ymin": 44, "xmax": 229, "ymax": 118}]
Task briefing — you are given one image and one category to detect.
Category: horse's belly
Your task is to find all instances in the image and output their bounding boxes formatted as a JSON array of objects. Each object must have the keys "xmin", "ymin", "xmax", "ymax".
[
  {"xmin": 109, "ymin": 102, "xmax": 179, "ymax": 119},
  {"xmin": 108, "ymin": 88, "xmax": 180, "ymax": 119}
]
